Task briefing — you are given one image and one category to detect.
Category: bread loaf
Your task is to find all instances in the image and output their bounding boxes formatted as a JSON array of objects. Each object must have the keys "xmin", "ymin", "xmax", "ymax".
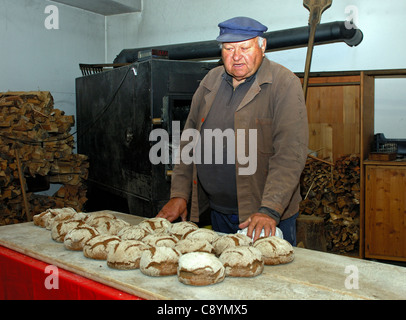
[
  {"xmin": 253, "ymin": 236, "xmax": 294, "ymax": 265},
  {"xmin": 137, "ymin": 217, "xmax": 172, "ymax": 234},
  {"xmin": 83, "ymin": 234, "xmax": 121, "ymax": 260},
  {"xmin": 107, "ymin": 240, "xmax": 150, "ymax": 270},
  {"xmin": 175, "ymin": 239, "xmax": 215, "ymax": 254},
  {"xmin": 33, "ymin": 209, "xmax": 59, "ymax": 228},
  {"xmin": 212, "ymin": 233, "xmax": 252, "ymax": 256},
  {"xmin": 117, "ymin": 225, "xmax": 149, "ymax": 241},
  {"xmin": 85, "ymin": 211, "xmax": 117, "ymax": 228},
  {"xmin": 46, "ymin": 207, "xmax": 79, "ymax": 230},
  {"xmin": 64, "ymin": 225, "xmax": 100, "ymax": 251},
  {"xmin": 238, "ymin": 226, "xmax": 284, "ymax": 239},
  {"xmin": 142, "ymin": 234, "xmax": 178, "ymax": 248},
  {"xmin": 139, "ymin": 246, "xmax": 180, "ymax": 276},
  {"xmin": 170, "ymin": 221, "xmax": 199, "ymax": 239},
  {"xmin": 177, "ymin": 252, "xmax": 225, "ymax": 286},
  {"xmin": 51, "ymin": 219, "xmax": 85, "ymax": 242},
  {"xmin": 184, "ymin": 228, "xmax": 219, "ymax": 243},
  {"xmin": 219, "ymin": 246, "xmax": 264, "ymax": 277},
  {"xmin": 95, "ymin": 218, "xmax": 130, "ymax": 235}
]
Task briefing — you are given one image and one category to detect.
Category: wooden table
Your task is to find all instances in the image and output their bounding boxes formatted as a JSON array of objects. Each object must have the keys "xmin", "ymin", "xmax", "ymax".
[{"xmin": 0, "ymin": 211, "xmax": 405, "ymax": 300}]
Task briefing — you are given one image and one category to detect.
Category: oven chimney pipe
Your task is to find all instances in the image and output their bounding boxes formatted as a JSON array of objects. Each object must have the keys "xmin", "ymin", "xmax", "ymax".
[{"xmin": 114, "ymin": 21, "xmax": 363, "ymax": 63}]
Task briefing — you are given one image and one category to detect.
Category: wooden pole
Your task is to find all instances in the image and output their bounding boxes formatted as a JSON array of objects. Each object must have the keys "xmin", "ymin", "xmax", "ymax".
[
  {"xmin": 14, "ymin": 147, "xmax": 32, "ymax": 221},
  {"xmin": 302, "ymin": 0, "xmax": 333, "ymax": 100}
]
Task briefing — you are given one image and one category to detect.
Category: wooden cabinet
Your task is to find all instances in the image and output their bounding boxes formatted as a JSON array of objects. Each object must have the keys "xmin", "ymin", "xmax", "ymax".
[
  {"xmin": 299, "ymin": 69, "xmax": 406, "ymax": 260},
  {"xmin": 298, "ymin": 71, "xmax": 375, "ymax": 257},
  {"xmin": 364, "ymin": 162, "xmax": 406, "ymax": 262},
  {"xmin": 299, "ymin": 72, "xmax": 375, "ymax": 163}
]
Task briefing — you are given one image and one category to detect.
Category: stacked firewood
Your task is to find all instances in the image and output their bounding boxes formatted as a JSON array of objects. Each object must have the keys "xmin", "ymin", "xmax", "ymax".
[
  {"xmin": 299, "ymin": 154, "xmax": 360, "ymax": 254},
  {"xmin": 0, "ymin": 91, "xmax": 88, "ymax": 225}
]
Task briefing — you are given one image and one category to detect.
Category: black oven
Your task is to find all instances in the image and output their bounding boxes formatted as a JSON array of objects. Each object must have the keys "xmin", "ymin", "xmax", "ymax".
[{"xmin": 76, "ymin": 59, "xmax": 217, "ymax": 217}]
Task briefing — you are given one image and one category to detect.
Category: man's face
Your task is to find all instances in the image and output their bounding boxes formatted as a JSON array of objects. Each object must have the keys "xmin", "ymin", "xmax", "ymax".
[{"xmin": 221, "ymin": 37, "xmax": 266, "ymax": 83}]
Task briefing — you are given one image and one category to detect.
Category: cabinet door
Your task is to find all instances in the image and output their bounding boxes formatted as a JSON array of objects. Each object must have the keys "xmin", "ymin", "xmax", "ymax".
[
  {"xmin": 365, "ymin": 166, "xmax": 406, "ymax": 261},
  {"xmin": 305, "ymin": 78, "xmax": 361, "ymax": 162}
]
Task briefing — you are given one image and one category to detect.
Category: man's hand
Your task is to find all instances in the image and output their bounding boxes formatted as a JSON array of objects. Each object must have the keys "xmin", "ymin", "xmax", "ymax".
[
  {"xmin": 239, "ymin": 213, "xmax": 277, "ymax": 242},
  {"xmin": 156, "ymin": 197, "xmax": 187, "ymax": 222}
]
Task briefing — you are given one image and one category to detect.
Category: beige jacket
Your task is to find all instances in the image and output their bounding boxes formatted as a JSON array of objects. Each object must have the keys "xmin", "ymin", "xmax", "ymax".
[{"xmin": 170, "ymin": 58, "xmax": 309, "ymax": 223}]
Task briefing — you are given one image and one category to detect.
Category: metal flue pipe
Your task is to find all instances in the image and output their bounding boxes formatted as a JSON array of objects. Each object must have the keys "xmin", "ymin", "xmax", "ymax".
[{"xmin": 114, "ymin": 21, "xmax": 363, "ymax": 63}]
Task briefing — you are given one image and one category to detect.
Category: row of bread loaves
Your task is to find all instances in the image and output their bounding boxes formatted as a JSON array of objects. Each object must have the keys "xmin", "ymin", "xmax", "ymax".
[{"xmin": 33, "ymin": 209, "xmax": 294, "ymax": 286}]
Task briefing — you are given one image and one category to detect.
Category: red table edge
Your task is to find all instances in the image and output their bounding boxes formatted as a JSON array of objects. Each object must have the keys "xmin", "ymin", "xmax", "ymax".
[{"xmin": 0, "ymin": 245, "xmax": 144, "ymax": 300}]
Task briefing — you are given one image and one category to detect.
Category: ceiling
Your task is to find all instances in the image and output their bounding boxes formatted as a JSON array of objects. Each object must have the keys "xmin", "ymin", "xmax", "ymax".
[{"xmin": 50, "ymin": 0, "xmax": 142, "ymax": 16}]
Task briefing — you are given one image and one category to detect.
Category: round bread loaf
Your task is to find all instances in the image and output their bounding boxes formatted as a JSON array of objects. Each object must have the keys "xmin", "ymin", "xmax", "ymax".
[
  {"xmin": 85, "ymin": 212, "xmax": 117, "ymax": 229},
  {"xmin": 116, "ymin": 225, "xmax": 132, "ymax": 236},
  {"xmin": 219, "ymin": 246, "xmax": 264, "ymax": 277},
  {"xmin": 175, "ymin": 239, "xmax": 215, "ymax": 254},
  {"xmin": 139, "ymin": 246, "xmax": 180, "ymax": 276},
  {"xmin": 64, "ymin": 224, "xmax": 100, "ymax": 251},
  {"xmin": 142, "ymin": 234, "xmax": 178, "ymax": 248},
  {"xmin": 212, "ymin": 233, "xmax": 252, "ymax": 256},
  {"xmin": 137, "ymin": 217, "xmax": 172, "ymax": 234},
  {"xmin": 46, "ymin": 207, "xmax": 79, "ymax": 230},
  {"xmin": 184, "ymin": 228, "xmax": 219, "ymax": 243},
  {"xmin": 177, "ymin": 252, "xmax": 225, "ymax": 286},
  {"xmin": 85, "ymin": 211, "xmax": 116, "ymax": 221},
  {"xmin": 253, "ymin": 236, "xmax": 294, "ymax": 265},
  {"xmin": 83, "ymin": 234, "xmax": 121, "ymax": 260},
  {"xmin": 73, "ymin": 212, "xmax": 88, "ymax": 221},
  {"xmin": 95, "ymin": 218, "xmax": 130, "ymax": 235},
  {"xmin": 170, "ymin": 221, "xmax": 199, "ymax": 239},
  {"xmin": 33, "ymin": 209, "xmax": 59, "ymax": 228},
  {"xmin": 107, "ymin": 240, "xmax": 150, "ymax": 270},
  {"xmin": 117, "ymin": 225, "xmax": 149, "ymax": 241},
  {"xmin": 238, "ymin": 226, "xmax": 284, "ymax": 239},
  {"xmin": 51, "ymin": 219, "xmax": 85, "ymax": 242}
]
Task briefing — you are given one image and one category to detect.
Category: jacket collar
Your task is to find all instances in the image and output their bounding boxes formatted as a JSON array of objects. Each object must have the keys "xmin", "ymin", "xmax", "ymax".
[
  {"xmin": 202, "ymin": 57, "xmax": 273, "ymax": 92},
  {"xmin": 256, "ymin": 57, "xmax": 274, "ymax": 86},
  {"xmin": 200, "ymin": 57, "xmax": 274, "ymax": 114},
  {"xmin": 236, "ymin": 58, "xmax": 273, "ymax": 112}
]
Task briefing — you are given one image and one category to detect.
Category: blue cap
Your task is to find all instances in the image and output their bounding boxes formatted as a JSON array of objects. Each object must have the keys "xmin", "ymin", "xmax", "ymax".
[{"xmin": 216, "ymin": 17, "xmax": 268, "ymax": 42}]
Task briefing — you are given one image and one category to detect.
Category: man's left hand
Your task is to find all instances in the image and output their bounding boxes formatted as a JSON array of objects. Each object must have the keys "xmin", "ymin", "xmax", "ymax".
[{"xmin": 239, "ymin": 213, "xmax": 277, "ymax": 242}]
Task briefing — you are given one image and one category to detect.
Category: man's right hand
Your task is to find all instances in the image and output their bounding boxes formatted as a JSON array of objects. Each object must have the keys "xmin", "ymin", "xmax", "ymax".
[{"xmin": 156, "ymin": 197, "xmax": 188, "ymax": 222}]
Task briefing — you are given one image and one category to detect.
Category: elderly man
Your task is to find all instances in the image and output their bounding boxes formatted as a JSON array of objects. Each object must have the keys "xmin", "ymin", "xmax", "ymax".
[{"xmin": 157, "ymin": 17, "xmax": 308, "ymax": 245}]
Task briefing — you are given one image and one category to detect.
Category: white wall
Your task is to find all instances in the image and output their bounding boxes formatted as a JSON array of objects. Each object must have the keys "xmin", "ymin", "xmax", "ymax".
[
  {"xmin": 106, "ymin": 0, "xmax": 406, "ymax": 72},
  {"xmin": 375, "ymin": 78, "xmax": 406, "ymax": 139},
  {"xmin": 1, "ymin": 0, "xmax": 405, "ymax": 139},
  {"xmin": 0, "ymin": 0, "xmax": 106, "ymax": 134},
  {"xmin": 106, "ymin": 0, "xmax": 406, "ymax": 138}
]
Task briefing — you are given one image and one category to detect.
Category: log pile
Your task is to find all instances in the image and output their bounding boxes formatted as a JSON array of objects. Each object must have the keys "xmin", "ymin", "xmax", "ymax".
[
  {"xmin": 0, "ymin": 91, "xmax": 88, "ymax": 225},
  {"xmin": 299, "ymin": 154, "xmax": 360, "ymax": 254}
]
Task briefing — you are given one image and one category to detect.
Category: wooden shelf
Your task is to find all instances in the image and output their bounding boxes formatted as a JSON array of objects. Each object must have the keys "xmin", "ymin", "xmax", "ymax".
[{"xmin": 364, "ymin": 159, "xmax": 406, "ymax": 166}]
